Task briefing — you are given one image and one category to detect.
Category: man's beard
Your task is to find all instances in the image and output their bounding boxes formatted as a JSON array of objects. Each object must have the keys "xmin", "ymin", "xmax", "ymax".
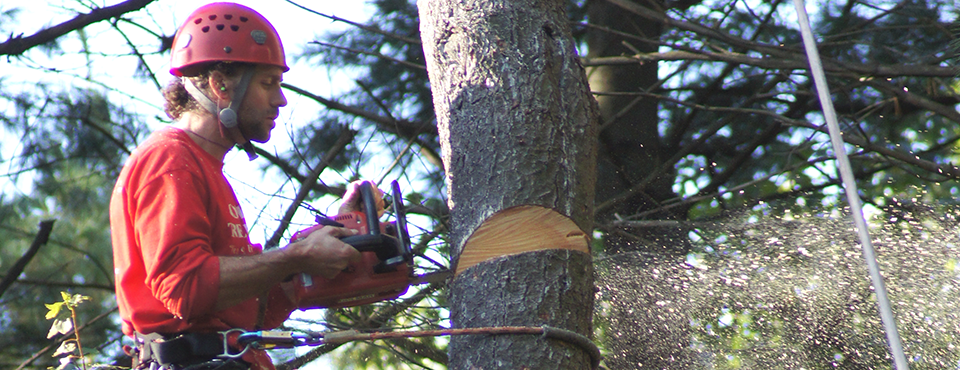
[{"xmin": 237, "ymin": 107, "xmax": 275, "ymax": 143}]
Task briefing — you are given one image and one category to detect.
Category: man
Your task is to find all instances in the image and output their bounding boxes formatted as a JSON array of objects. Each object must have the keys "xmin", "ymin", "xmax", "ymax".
[{"xmin": 110, "ymin": 3, "xmax": 373, "ymax": 369}]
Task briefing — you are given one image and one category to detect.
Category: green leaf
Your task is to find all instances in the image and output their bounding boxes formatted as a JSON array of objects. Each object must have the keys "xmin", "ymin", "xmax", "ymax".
[{"xmin": 44, "ymin": 302, "xmax": 65, "ymax": 320}]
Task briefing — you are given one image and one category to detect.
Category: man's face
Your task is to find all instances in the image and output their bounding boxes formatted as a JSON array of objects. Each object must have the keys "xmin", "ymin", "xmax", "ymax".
[{"xmin": 237, "ymin": 65, "xmax": 287, "ymax": 143}]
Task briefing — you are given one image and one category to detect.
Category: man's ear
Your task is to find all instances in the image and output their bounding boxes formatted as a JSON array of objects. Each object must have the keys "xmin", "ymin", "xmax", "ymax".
[{"xmin": 208, "ymin": 72, "xmax": 230, "ymax": 101}]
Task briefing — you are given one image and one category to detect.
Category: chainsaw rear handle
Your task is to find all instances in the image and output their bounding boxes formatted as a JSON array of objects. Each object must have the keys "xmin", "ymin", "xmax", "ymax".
[
  {"xmin": 355, "ymin": 181, "xmax": 379, "ymax": 235},
  {"xmin": 340, "ymin": 234, "xmax": 400, "ymax": 262},
  {"xmin": 344, "ymin": 180, "xmax": 411, "ymax": 263}
]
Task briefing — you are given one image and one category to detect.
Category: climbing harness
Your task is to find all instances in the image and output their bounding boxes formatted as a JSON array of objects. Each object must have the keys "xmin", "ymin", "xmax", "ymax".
[
  {"xmin": 130, "ymin": 329, "xmax": 251, "ymax": 370},
  {"xmin": 792, "ymin": 1, "xmax": 908, "ymax": 368},
  {"xmin": 235, "ymin": 325, "xmax": 602, "ymax": 369}
]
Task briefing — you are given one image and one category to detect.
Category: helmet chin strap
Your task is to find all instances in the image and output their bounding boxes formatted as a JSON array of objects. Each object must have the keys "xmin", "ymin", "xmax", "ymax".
[{"xmin": 182, "ymin": 67, "xmax": 259, "ymax": 160}]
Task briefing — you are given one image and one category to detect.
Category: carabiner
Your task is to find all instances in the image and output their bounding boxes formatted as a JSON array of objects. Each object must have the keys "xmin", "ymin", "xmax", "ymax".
[{"xmin": 217, "ymin": 328, "xmax": 251, "ymax": 359}]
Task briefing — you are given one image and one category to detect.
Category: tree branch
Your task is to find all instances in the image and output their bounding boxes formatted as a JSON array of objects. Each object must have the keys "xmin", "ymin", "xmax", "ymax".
[
  {"xmin": 264, "ymin": 128, "xmax": 356, "ymax": 250},
  {"xmin": 602, "ymin": 0, "xmax": 959, "ymax": 81},
  {"xmin": 281, "ymin": 82, "xmax": 438, "ymax": 139},
  {"xmin": 0, "ymin": 0, "xmax": 155, "ymax": 56},
  {"xmin": 582, "ymin": 51, "xmax": 959, "ymax": 78},
  {"xmin": 281, "ymin": 82, "xmax": 442, "ymax": 166},
  {"xmin": 594, "ymin": 90, "xmax": 960, "ymax": 214},
  {"xmin": 3, "ymin": 278, "xmax": 114, "ymax": 292},
  {"xmin": 283, "ymin": 0, "xmax": 421, "ymax": 45},
  {"xmin": 253, "ymin": 147, "xmax": 345, "ymax": 196},
  {"xmin": 311, "ymin": 41, "xmax": 426, "ymax": 71},
  {"xmin": 0, "ymin": 220, "xmax": 55, "ymax": 300}
]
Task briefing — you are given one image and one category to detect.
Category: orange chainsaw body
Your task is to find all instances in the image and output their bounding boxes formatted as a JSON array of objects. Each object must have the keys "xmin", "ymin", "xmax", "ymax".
[{"xmin": 292, "ymin": 181, "xmax": 413, "ymax": 309}]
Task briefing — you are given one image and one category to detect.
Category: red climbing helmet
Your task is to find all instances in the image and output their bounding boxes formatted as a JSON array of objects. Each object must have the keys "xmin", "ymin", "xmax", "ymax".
[{"xmin": 170, "ymin": 2, "xmax": 288, "ymax": 77}]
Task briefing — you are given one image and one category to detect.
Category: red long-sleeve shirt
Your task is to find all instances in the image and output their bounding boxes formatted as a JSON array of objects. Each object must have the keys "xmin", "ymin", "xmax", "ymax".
[{"xmin": 110, "ymin": 126, "xmax": 294, "ymax": 368}]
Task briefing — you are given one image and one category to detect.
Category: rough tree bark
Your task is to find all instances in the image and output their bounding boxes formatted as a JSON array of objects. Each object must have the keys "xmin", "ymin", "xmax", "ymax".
[{"xmin": 419, "ymin": 0, "xmax": 600, "ymax": 368}]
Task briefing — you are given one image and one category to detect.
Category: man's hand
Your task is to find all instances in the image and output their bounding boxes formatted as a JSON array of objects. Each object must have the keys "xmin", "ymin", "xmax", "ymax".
[
  {"xmin": 338, "ymin": 180, "xmax": 386, "ymax": 216},
  {"xmin": 291, "ymin": 226, "xmax": 362, "ymax": 279}
]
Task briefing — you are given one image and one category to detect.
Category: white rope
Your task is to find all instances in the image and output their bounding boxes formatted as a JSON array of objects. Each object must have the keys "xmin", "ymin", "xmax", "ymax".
[{"xmin": 791, "ymin": 1, "xmax": 908, "ymax": 368}]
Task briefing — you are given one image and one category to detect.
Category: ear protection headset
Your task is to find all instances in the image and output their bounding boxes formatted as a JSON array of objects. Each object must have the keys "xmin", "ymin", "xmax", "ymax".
[
  {"xmin": 181, "ymin": 67, "xmax": 253, "ymax": 129},
  {"xmin": 215, "ymin": 68, "xmax": 254, "ymax": 128}
]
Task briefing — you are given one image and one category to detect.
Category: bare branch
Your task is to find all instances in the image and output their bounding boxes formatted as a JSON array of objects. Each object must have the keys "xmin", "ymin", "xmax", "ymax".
[
  {"xmin": 264, "ymin": 128, "xmax": 356, "ymax": 250},
  {"xmin": 5, "ymin": 278, "xmax": 113, "ymax": 292},
  {"xmin": 310, "ymin": 41, "xmax": 426, "ymax": 71},
  {"xmin": 283, "ymin": 0, "xmax": 421, "ymax": 45},
  {"xmin": 280, "ymin": 82, "xmax": 442, "ymax": 166},
  {"xmin": 253, "ymin": 147, "xmax": 345, "ymax": 196},
  {"xmin": 0, "ymin": 220, "xmax": 55, "ymax": 300},
  {"xmin": 582, "ymin": 51, "xmax": 959, "ymax": 78},
  {"xmin": 281, "ymin": 82, "xmax": 435, "ymax": 138},
  {"xmin": 0, "ymin": 0, "xmax": 156, "ymax": 56}
]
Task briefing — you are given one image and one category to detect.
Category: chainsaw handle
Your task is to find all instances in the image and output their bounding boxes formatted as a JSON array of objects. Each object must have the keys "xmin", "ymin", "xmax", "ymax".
[
  {"xmin": 341, "ymin": 180, "xmax": 411, "ymax": 266},
  {"xmin": 340, "ymin": 234, "xmax": 388, "ymax": 250},
  {"xmin": 356, "ymin": 181, "xmax": 379, "ymax": 235},
  {"xmin": 340, "ymin": 234, "xmax": 398, "ymax": 262}
]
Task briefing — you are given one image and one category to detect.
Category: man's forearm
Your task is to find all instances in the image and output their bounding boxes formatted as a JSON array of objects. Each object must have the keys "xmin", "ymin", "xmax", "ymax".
[
  {"xmin": 215, "ymin": 248, "xmax": 295, "ymax": 311},
  {"xmin": 213, "ymin": 226, "xmax": 360, "ymax": 311}
]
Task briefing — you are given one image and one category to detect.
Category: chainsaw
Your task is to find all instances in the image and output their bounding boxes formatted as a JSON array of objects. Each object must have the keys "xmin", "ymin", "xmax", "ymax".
[{"xmin": 291, "ymin": 180, "xmax": 446, "ymax": 309}]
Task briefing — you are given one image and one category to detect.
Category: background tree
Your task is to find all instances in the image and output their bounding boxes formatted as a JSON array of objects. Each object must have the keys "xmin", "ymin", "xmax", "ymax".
[{"xmin": 1, "ymin": 0, "xmax": 958, "ymax": 368}]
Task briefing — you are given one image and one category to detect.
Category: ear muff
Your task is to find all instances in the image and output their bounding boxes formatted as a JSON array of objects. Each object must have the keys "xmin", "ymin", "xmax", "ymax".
[{"xmin": 217, "ymin": 69, "xmax": 254, "ymax": 128}]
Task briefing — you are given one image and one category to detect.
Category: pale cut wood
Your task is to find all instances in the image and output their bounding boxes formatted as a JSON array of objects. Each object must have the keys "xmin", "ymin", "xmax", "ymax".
[{"xmin": 456, "ymin": 205, "xmax": 589, "ymax": 275}]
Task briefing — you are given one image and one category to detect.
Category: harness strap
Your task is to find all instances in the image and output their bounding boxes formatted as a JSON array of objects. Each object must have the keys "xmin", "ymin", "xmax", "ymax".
[
  {"xmin": 153, "ymin": 333, "xmax": 223, "ymax": 364},
  {"xmin": 135, "ymin": 332, "xmax": 162, "ymax": 367},
  {"xmin": 134, "ymin": 331, "xmax": 248, "ymax": 368}
]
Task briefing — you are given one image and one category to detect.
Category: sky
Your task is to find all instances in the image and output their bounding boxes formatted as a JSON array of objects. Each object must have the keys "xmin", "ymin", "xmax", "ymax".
[{"xmin": 1, "ymin": 1, "xmax": 381, "ymax": 368}]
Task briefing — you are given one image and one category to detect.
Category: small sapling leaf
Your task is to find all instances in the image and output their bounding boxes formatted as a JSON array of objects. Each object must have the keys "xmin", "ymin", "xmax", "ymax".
[
  {"xmin": 47, "ymin": 318, "xmax": 73, "ymax": 339},
  {"xmin": 52, "ymin": 340, "xmax": 77, "ymax": 357},
  {"xmin": 45, "ymin": 302, "xmax": 65, "ymax": 320}
]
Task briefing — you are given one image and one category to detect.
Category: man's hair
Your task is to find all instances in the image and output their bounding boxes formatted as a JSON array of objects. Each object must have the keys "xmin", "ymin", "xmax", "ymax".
[{"xmin": 161, "ymin": 62, "xmax": 252, "ymax": 120}]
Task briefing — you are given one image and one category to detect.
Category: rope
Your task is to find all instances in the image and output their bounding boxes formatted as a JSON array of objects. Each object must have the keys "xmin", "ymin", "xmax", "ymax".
[
  {"xmin": 241, "ymin": 326, "xmax": 602, "ymax": 369},
  {"xmin": 791, "ymin": 1, "xmax": 908, "ymax": 368}
]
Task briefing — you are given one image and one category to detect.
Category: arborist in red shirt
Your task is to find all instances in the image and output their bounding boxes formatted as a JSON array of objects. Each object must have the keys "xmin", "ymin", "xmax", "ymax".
[{"xmin": 109, "ymin": 3, "xmax": 376, "ymax": 369}]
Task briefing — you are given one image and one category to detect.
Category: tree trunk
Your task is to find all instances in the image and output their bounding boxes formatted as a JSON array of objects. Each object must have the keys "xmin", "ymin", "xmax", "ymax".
[
  {"xmin": 588, "ymin": 0, "xmax": 676, "ymax": 226},
  {"xmin": 586, "ymin": 1, "xmax": 695, "ymax": 367},
  {"xmin": 419, "ymin": 0, "xmax": 600, "ymax": 368}
]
